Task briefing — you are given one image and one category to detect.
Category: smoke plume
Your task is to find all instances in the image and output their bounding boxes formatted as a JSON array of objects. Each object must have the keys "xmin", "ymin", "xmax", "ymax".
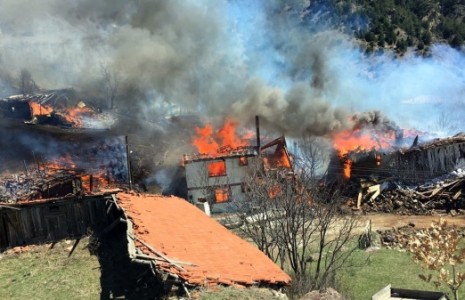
[{"xmin": 1, "ymin": 0, "xmax": 465, "ymax": 140}]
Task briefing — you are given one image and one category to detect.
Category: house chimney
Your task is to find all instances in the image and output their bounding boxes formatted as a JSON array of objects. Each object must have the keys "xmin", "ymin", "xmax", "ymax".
[{"xmin": 255, "ymin": 115, "xmax": 260, "ymax": 152}]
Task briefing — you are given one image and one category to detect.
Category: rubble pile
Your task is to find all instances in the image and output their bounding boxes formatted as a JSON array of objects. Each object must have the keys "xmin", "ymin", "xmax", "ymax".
[
  {"xmin": 362, "ymin": 170, "xmax": 465, "ymax": 215},
  {"xmin": 0, "ymin": 170, "xmax": 81, "ymax": 203},
  {"xmin": 378, "ymin": 224, "xmax": 465, "ymax": 249}
]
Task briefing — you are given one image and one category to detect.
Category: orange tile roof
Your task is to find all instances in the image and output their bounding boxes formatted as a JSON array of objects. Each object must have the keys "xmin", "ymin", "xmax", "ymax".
[{"xmin": 116, "ymin": 192, "xmax": 291, "ymax": 286}]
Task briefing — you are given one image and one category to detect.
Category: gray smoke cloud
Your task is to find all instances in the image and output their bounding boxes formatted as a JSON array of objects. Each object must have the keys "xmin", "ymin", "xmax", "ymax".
[
  {"xmin": 0, "ymin": 0, "xmax": 241, "ymax": 114},
  {"xmin": 0, "ymin": 0, "xmax": 352, "ymax": 139},
  {"xmin": 1, "ymin": 0, "xmax": 464, "ymax": 142}
]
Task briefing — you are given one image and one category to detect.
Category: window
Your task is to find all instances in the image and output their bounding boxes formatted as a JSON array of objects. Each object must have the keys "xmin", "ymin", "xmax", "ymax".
[
  {"xmin": 215, "ymin": 188, "xmax": 229, "ymax": 203},
  {"xmin": 239, "ymin": 156, "xmax": 248, "ymax": 166},
  {"xmin": 208, "ymin": 160, "xmax": 226, "ymax": 177}
]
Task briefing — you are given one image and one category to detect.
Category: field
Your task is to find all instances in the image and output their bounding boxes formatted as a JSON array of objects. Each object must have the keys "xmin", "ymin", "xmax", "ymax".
[
  {"xmin": 0, "ymin": 237, "xmax": 101, "ymax": 299},
  {"xmin": 1, "ymin": 214, "xmax": 465, "ymax": 299}
]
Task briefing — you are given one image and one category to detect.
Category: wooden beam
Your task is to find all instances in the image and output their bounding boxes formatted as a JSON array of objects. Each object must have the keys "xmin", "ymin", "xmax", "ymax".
[
  {"xmin": 128, "ymin": 233, "xmax": 186, "ymax": 272},
  {"xmin": 135, "ymin": 253, "xmax": 197, "ymax": 266},
  {"xmin": 0, "ymin": 205, "xmax": 21, "ymax": 211},
  {"xmin": 68, "ymin": 238, "xmax": 81, "ymax": 257}
]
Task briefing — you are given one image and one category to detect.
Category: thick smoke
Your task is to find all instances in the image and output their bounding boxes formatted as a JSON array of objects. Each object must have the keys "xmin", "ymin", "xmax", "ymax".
[
  {"xmin": 351, "ymin": 111, "xmax": 400, "ymax": 132},
  {"xmin": 1, "ymin": 0, "xmax": 465, "ymax": 140}
]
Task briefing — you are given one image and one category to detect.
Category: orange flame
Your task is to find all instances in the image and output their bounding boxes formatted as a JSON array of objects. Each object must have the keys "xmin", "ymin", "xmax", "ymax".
[
  {"xmin": 29, "ymin": 102, "xmax": 54, "ymax": 116},
  {"xmin": 332, "ymin": 129, "xmax": 396, "ymax": 156},
  {"xmin": 342, "ymin": 159, "xmax": 352, "ymax": 179},
  {"xmin": 332, "ymin": 129, "xmax": 396, "ymax": 180},
  {"xmin": 207, "ymin": 161, "xmax": 226, "ymax": 177},
  {"xmin": 40, "ymin": 157, "xmax": 112, "ymax": 193},
  {"xmin": 192, "ymin": 118, "xmax": 252, "ymax": 156},
  {"xmin": 28, "ymin": 101, "xmax": 96, "ymax": 127},
  {"xmin": 61, "ymin": 106, "xmax": 94, "ymax": 127}
]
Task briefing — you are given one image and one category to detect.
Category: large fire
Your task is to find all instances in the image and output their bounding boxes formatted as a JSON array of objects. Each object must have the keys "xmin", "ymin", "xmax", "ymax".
[
  {"xmin": 192, "ymin": 118, "xmax": 253, "ymax": 156},
  {"xmin": 332, "ymin": 129, "xmax": 396, "ymax": 179},
  {"xmin": 332, "ymin": 129, "xmax": 396, "ymax": 156},
  {"xmin": 332, "ymin": 127, "xmax": 424, "ymax": 179},
  {"xmin": 40, "ymin": 157, "xmax": 113, "ymax": 193},
  {"xmin": 28, "ymin": 101, "xmax": 96, "ymax": 128}
]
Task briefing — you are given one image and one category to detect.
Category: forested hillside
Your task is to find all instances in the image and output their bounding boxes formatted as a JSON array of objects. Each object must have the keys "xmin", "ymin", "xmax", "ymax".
[{"xmin": 302, "ymin": 0, "xmax": 465, "ymax": 55}]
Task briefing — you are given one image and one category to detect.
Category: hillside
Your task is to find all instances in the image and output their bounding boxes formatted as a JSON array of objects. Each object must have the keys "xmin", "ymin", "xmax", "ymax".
[{"xmin": 301, "ymin": 0, "xmax": 465, "ymax": 55}]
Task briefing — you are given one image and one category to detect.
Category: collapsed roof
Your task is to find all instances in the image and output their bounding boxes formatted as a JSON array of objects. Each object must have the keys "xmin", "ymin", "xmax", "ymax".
[{"xmin": 116, "ymin": 192, "xmax": 291, "ymax": 287}]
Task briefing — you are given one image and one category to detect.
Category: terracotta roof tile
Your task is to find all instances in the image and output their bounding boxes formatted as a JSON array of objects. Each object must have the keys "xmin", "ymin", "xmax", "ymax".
[{"xmin": 116, "ymin": 192, "xmax": 291, "ymax": 286}]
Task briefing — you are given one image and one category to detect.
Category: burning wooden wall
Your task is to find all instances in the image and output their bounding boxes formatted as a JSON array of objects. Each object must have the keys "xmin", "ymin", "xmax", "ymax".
[
  {"xmin": 334, "ymin": 134, "xmax": 465, "ymax": 185},
  {"xmin": 0, "ymin": 195, "xmax": 111, "ymax": 250}
]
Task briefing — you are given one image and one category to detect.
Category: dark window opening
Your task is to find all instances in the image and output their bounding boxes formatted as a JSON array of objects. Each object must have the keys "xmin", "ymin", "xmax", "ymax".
[{"xmin": 49, "ymin": 205, "xmax": 60, "ymax": 212}]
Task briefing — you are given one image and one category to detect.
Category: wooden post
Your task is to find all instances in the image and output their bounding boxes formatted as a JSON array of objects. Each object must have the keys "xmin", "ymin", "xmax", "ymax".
[
  {"xmin": 23, "ymin": 160, "xmax": 28, "ymax": 176},
  {"xmin": 255, "ymin": 115, "xmax": 260, "ymax": 152},
  {"xmin": 125, "ymin": 135, "xmax": 133, "ymax": 190}
]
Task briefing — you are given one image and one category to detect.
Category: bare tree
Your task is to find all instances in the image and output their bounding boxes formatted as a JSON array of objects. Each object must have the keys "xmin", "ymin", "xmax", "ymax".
[
  {"xmin": 238, "ymin": 158, "xmax": 360, "ymax": 296},
  {"xmin": 17, "ymin": 69, "xmax": 38, "ymax": 95},
  {"xmin": 294, "ymin": 135, "xmax": 330, "ymax": 178},
  {"xmin": 435, "ymin": 111, "xmax": 459, "ymax": 134},
  {"xmin": 101, "ymin": 64, "xmax": 120, "ymax": 110}
]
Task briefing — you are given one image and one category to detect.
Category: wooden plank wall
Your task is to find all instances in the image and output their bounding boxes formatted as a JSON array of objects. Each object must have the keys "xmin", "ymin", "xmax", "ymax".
[
  {"xmin": 385, "ymin": 142, "xmax": 465, "ymax": 184},
  {"xmin": 0, "ymin": 196, "xmax": 110, "ymax": 250}
]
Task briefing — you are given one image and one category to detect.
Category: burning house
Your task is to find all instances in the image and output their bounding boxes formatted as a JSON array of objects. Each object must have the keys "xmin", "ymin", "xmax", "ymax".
[
  {"xmin": 0, "ymin": 91, "xmax": 131, "ymax": 249},
  {"xmin": 329, "ymin": 125, "xmax": 465, "ymax": 213},
  {"xmin": 183, "ymin": 117, "xmax": 293, "ymax": 214}
]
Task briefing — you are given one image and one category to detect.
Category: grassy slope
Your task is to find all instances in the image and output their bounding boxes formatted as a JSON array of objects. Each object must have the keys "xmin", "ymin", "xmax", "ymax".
[
  {"xmin": 2, "ymin": 235, "xmax": 465, "ymax": 299},
  {"xmin": 0, "ymin": 238, "xmax": 101, "ymax": 300},
  {"xmin": 340, "ymin": 247, "xmax": 465, "ymax": 300}
]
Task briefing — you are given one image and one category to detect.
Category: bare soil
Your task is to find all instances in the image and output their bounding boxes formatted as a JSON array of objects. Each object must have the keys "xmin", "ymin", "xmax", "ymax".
[{"xmin": 360, "ymin": 213, "xmax": 465, "ymax": 231}]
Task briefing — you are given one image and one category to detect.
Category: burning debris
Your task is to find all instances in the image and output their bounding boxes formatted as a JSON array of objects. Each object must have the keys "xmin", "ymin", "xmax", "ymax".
[
  {"xmin": 331, "ymin": 127, "xmax": 465, "ymax": 214},
  {"xmin": 362, "ymin": 174, "xmax": 465, "ymax": 215},
  {"xmin": 0, "ymin": 170, "xmax": 80, "ymax": 203},
  {"xmin": 0, "ymin": 91, "xmax": 116, "ymax": 129},
  {"xmin": 0, "ymin": 91, "xmax": 129, "ymax": 204}
]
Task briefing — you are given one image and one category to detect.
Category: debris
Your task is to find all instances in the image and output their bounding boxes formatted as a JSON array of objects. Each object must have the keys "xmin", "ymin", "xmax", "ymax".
[{"xmin": 361, "ymin": 176, "xmax": 465, "ymax": 215}]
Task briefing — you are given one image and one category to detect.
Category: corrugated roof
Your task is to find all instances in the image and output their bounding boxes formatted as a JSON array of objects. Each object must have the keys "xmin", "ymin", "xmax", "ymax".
[{"xmin": 116, "ymin": 192, "xmax": 291, "ymax": 286}]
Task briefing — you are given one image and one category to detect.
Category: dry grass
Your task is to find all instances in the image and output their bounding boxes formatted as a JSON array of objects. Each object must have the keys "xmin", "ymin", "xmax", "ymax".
[{"xmin": 0, "ymin": 237, "xmax": 101, "ymax": 299}]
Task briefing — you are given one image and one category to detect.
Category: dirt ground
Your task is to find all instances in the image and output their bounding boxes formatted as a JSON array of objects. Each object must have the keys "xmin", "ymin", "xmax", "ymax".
[{"xmin": 359, "ymin": 213, "xmax": 465, "ymax": 231}]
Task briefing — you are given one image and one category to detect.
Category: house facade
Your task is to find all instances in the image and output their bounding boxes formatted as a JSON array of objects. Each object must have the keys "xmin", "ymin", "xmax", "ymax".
[{"xmin": 183, "ymin": 137, "xmax": 293, "ymax": 214}]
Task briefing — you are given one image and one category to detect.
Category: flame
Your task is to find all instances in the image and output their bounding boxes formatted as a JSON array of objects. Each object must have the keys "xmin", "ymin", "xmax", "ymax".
[
  {"xmin": 28, "ymin": 101, "xmax": 96, "ymax": 128},
  {"xmin": 192, "ymin": 118, "xmax": 252, "ymax": 156},
  {"xmin": 332, "ymin": 129, "xmax": 395, "ymax": 180},
  {"xmin": 39, "ymin": 156, "xmax": 113, "ymax": 193},
  {"xmin": 207, "ymin": 161, "xmax": 226, "ymax": 177},
  {"xmin": 332, "ymin": 129, "xmax": 396, "ymax": 156},
  {"xmin": 342, "ymin": 159, "xmax": 352, "ymax": 179},
  {"xmin": 61, "ymin": 106, "xmax": 94, "ymax": 127},
  {"xmin": 29, "ymin": 102, "xmax": 54, "ymax": 116}
]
